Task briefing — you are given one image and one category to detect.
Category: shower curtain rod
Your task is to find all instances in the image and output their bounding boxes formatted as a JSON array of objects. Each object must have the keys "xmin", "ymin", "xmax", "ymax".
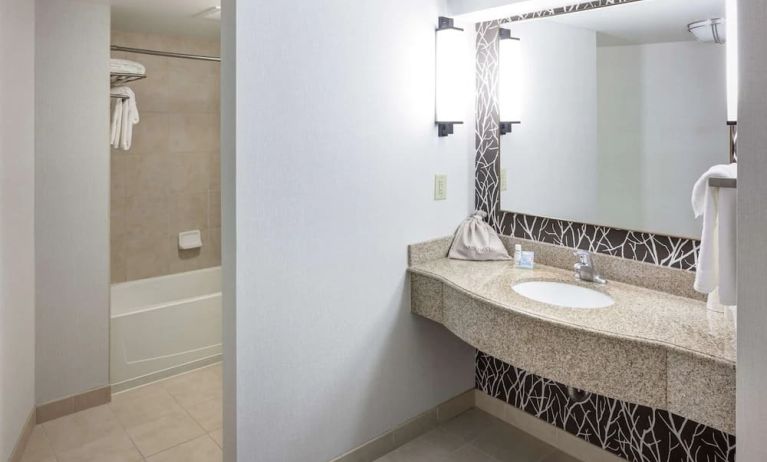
[{"xmin": 111, "ymin": 45, "xmax": 221, "ymax": 62}]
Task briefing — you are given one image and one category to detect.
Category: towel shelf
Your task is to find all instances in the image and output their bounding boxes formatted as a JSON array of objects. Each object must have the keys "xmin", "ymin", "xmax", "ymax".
[
  {"xmin": 709, "ymin": 178, "xmax": 737, "ymax": 189},
  {"xmin": 110, "ymin": 72, "xmax": 146, "ymax": 88}
]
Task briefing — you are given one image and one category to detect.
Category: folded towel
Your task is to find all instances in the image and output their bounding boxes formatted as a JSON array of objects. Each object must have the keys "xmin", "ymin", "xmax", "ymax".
[
  {"xmin": 110, "ymin": 58, "xmax": 146, "ymax": 76},
  {"xmin": 691, "ymin": 163, "xmax": 737, "ymax": 305},
  {"xmin": 110, "ymin": 86, "xmax": 140, "ymax": 150}
]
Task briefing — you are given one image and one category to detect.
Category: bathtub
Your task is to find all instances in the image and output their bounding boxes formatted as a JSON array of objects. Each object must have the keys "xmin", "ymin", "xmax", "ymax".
[{"xmin": 110, "ymin": 267, "xmax": 221, "ymax": 390}]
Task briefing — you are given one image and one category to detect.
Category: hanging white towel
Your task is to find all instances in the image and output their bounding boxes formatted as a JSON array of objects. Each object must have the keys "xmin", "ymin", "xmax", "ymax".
[
  {"xmin": 110, "ymin": 86, "xmax": 140, "ymax": 150},
  {"xmin": 691, "ymin": 163, "xmax": 737, "ymax": 305},
  {"xmin": 110, "ymin": 97, "xmax": 123, "ymax": 148},
  {"xmin": 717, "ymin": 186, "xmax": 737, "ymax": 304}
]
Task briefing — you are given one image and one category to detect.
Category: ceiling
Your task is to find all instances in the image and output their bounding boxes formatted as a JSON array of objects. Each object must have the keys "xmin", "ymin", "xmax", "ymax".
[
  {"xmin": 110, "ymin": 0, "xmax": 221, "ymax": 39},
  {"xmin": 543, "ymin": 0, "xmax": 725, "ymax": 46}
]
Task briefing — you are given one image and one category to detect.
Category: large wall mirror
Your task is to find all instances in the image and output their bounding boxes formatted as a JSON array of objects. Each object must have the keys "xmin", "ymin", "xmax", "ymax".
[{"xmin": 499, "ymin": 0, "xmax": 731, "ymax": 240}]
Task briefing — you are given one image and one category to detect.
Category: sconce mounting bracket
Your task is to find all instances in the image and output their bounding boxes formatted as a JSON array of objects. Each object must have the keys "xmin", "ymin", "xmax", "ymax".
[
  {"xmin": 500, "ymin": 121, "xmax": 520, "ymax": 135},
  {"xmin": 437, "ymin": 122, "xmax": 463, "ymax": 137}
]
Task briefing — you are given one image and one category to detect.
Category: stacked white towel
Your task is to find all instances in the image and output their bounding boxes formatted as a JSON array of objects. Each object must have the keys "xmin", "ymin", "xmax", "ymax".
[
  {"xmin": 110, "ymin": 86, "xmax": 140, "ymax": 150},
  {"xmin": 110, "ymin": 58, "xmax": 146, "ymax": 76},
  {"xmin": 691, "ymin": 163, "xmax": 737, "ymax": 306}
]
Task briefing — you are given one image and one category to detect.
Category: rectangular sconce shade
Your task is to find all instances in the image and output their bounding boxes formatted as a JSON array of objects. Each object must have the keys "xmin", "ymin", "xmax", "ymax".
[
  {"xmin": 726, "ymin": 0, "xmax": 738, "ymax": 123},
  {"xmin": 436, "ymin": 17, "xmax": 467, "ymax": 135},
  {"xmin": 499, "ymin": 32, "xmax": 523, "ymax": 126}
]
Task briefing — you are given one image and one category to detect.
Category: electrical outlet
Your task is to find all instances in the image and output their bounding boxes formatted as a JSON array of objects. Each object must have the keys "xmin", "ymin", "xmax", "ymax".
[
  {"xmin": 500, "ymin": 169, "xmax": 508, "ymax": 192},
  {"xmin": 434, "ymin": 174, "xmax": 447, "ymax": 201}
]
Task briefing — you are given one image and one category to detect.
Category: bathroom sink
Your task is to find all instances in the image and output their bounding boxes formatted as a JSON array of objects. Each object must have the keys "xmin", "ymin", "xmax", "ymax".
[{"xmin": 512, "ymin": 281, "xmax": 614, "ymax": 309}]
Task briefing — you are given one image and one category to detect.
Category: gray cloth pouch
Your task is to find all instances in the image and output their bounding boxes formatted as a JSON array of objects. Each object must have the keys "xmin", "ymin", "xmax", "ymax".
[{"xmin": 448, "ymin": 211, "xmax": 511, "ymax": 261}]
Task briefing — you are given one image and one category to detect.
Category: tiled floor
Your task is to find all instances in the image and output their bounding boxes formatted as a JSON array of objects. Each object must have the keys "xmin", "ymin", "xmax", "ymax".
[
  {"xmin": 20, "ymin": 363, "xmax": 222, "ymax": 462},
  {"xmin": 22, "ymin": 372, "xmax": 575, "ymax": 462},
  {"xmin": 374, "ymin": 409, "xmax": 579, "ymax": 462}
]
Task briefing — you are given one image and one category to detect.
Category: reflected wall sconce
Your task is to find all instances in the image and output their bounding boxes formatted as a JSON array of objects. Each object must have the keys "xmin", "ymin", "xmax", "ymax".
[
  {"xmin": 499, "ymin": 28, "xmax": 522, "ymax": 136},
  {"xmin": 687, "ymin": 18, "xmax": 726, "ymax": 44},
  {"xmin": 436, "ymin": 16, "xmax": 466, "ymax": 137}
]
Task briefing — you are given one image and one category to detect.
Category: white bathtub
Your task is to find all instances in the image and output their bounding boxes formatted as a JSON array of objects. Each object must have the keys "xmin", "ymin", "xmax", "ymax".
[{"xmin": 110, "ymin": 267, "xmax": 222, "ymax": 390}]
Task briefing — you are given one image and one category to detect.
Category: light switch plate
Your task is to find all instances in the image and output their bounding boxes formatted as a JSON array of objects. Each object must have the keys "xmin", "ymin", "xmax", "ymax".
[
  {"xmin": 434, "ymin": 174, "xmax": 447, "ymax": 201},
  {"xmin": 500, "ymin": 169, "xmax": 508, "ymax": 192}
]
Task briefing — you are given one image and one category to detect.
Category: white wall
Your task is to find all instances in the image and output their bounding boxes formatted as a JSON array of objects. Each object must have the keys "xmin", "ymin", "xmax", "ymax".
[
  {"xmin": 449, "ymin": 0, "xmax": 518, "ymax": 15},
  {"xmin": 0, "ymin": 0, "xmax": 36, "ymax": 457},
  {"xmin": 737, "ymin": 1, "xmax": 767, "ymax": 460},
  {"xmin": 597, "ymin": 41, "xmax": 727, "ymax": 238},
  {"xmin": 227, "ymin": 0, "xmax": 476, "ymax": 460},
  {"xmin": 220, "ymin": 0, "xmax": 236, "ymax": 459},
  {"xmin": 35, "ymin": 0, "xmax": 111, "ymax": 404},
  {"xmin": 501, "ymin": 21, "xmax": 599, "ymax": 223}
]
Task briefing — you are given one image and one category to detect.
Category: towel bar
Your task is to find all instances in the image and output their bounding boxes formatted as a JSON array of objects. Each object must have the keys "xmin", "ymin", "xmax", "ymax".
[{"xmin": 708, "ymin": 178, "xmax": 737, "ymax": 189}]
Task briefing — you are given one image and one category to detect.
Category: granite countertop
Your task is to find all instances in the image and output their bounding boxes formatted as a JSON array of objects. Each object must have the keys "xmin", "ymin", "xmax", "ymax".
[{"xmin": 409, "ymin": 258, "xmax": 736, "ymax": 365}]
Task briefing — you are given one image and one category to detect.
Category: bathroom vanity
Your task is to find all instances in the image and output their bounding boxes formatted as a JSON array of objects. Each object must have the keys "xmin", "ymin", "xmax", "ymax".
[
  {"xmin": 422, "ymin": 0, "xmax": 739, "ymax": 459},
  {"xmin": 408, "ymin": 236, "xmax": 736, "ymax": 460}
]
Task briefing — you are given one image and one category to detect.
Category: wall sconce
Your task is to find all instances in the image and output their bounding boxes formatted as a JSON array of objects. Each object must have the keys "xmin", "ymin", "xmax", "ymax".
[
  {"xmin": 499, "ymin": 28, "xmax": 522, "ymax": 135},
  {"xmin": 436, "ymin": 16, "xmax": 465, "ymax": 137}
]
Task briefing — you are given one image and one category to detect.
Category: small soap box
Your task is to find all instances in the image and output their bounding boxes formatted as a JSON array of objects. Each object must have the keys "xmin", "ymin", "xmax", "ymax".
[
  {"xmin": 518, "ymin": 251, "xmax": 535, "ymax": 269},
  {"xmin": 513, "ymin": 244, "xmax": 534, "ymax": 269}
]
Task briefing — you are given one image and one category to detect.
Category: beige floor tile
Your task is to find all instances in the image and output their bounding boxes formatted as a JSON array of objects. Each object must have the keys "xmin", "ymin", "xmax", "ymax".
[
  {"xmin": 539, "ymin": 452, "xmax": 581, "ymax": 462},
  {"xmin": 146, "ymin": 435, "xmax": 222, "ymax": 462},
  {"xmin": 448, "ymin": 444, "xmax": 497, "ymax": 462},
  {"xmin": 418, "ymin": 427, "xmax": 469, "ymax": 452},
  {"xmin": 438, "ymin": 409, "xmax": 502, "ymax": 445},
  {"xmin": 209, "ymin": 429, "xmax": 223, "ymax": 448},
  {"xmin": 19, "ymin": 426, "xmax": 56, "ymax": 462},
  {"xmin": 376, "ymin": 433, "xmax": 453, "ymax": 462},
  {"xmin": 23, "ymin": 368, "xmax": 225, "ymax": 462},
  {"xmin": 375, "ymin": 410, "xmax": 569, "ymax": 462},
  {"xmin": 185, "ymin": 398, "xmax": 222, "ymax": 432},
  {"xmin": 111, "ymin": 384, "xmax": 184, "ymax": 428},
  {"xmin": 124, "ymin": 408, "xmax": 205, "ymax": 457},
  {"xmin": 55, "ymin": 433, "xmax": 143, "ymax": 462},
  {"xmin": 470, "ymin": 421, "xmax": 556, "ymax": 462},
  {"xmin": 207, "ymin": 363, "xmax": 222, "ymax": 379},
  {"xmin": 160, "ymin": 367, "xmax": 221, "ymax": 408},
  {"xmin": 43, "ymin": 406, "xmax": 126, "ymax": 454}
]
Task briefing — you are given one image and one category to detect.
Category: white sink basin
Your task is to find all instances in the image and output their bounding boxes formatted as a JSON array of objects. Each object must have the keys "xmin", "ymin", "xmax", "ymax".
[{"xmin": 512, "ymin": 281, "xmax": 614, "ymax": 309}]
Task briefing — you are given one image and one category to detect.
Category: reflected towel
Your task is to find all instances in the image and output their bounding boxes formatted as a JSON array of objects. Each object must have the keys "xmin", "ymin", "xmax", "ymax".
[{"xmin": 691, "ymin": 163, "xmax": 737, "ymax": 305}]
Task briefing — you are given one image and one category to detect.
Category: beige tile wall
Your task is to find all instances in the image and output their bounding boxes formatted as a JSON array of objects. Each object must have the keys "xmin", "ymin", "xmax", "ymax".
[{"xmin": 111, "ymin": 31, "xmax": 220, "ymax": 283}]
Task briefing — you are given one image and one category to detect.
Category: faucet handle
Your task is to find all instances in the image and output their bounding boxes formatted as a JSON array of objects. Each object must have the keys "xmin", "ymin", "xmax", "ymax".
[{"xmin": 573, "ymin": 249, "xmax": 592, "ymax": 266}]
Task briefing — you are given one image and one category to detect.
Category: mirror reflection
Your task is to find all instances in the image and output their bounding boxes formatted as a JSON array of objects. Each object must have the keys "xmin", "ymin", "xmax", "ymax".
[{"xmin": 499, "ymin": 0, "xmax": 730, "ymax": 239}]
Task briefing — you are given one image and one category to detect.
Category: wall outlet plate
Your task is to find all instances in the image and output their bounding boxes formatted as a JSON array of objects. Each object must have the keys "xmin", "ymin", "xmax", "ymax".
[
  {"xmin": 434, "ymin": 174, "xmax": 447, "ymax": 200},
  {"xmin": 500, "ymin": 169, "xmax": 508, "ymax": 192}
]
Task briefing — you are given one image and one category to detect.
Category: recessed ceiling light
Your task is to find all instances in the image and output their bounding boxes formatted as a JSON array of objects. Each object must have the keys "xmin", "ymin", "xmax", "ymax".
[{"xmin": 195, "ymin": 6, "xmax": 221, "ymax": 21}]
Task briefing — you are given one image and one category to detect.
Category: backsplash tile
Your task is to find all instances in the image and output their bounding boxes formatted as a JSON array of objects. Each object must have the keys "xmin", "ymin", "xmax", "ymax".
[{"xmin": 476, "ymin": 351, "xmax": 736, "ymax": 462}]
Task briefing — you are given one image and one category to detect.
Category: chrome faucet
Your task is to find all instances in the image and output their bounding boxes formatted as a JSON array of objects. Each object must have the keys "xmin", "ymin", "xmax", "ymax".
[{"xmin": 573, "ymin": 250, "xmax": 606, "ymax": 284}]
